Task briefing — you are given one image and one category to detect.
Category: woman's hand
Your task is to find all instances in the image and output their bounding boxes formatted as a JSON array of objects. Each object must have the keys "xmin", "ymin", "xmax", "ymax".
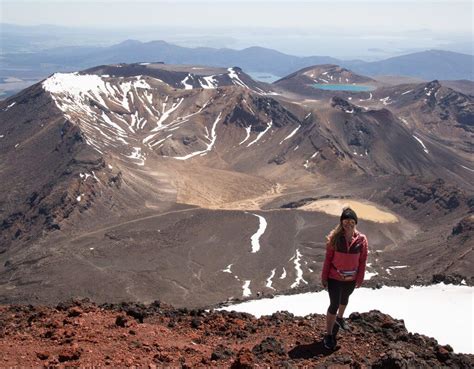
[
  {"xmin": 321, "ymin": 279, "xmax": 328, "ymax": 288},
  {"xmin": 356, "ymin": 281, "xmax": 362, "ymax": 288}
]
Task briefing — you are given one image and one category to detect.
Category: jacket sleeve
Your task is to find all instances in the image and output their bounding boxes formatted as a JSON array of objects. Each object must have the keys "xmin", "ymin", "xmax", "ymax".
[
  {"xmin": 356, "ymin": 236, "xmax": 368, "ymax": 285},
  {"xmin": 321, "ymin": 243, "xmax": 334, "ymax": 281}
]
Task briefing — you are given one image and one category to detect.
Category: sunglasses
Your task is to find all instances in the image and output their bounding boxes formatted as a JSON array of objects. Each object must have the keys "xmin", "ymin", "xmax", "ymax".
[{"xmin": 342, "ymin": 219, "xmax": 356, "ymax": 226}]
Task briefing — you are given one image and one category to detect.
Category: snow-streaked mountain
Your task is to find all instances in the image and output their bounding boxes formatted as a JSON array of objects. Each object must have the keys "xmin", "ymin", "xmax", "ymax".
[{"xmin": 0, "ymin": 63, "xmax": 472, "ymax": 308}]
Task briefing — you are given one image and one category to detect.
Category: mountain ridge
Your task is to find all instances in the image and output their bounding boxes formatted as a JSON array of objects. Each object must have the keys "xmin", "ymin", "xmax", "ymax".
[
  {"xmin": 0, "ymin": 62, "xmax": 472, "ymax": 309},
  {"xmin": 2, "ymin": 41, "xmax": 472, "ymax": 102}
]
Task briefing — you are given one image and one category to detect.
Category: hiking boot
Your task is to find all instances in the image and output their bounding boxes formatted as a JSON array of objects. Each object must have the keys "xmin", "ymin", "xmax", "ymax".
[
  {"xmin": 336, "ymin": 316, "xmax": 350, "ymax": 330},
  {"xmin": 323, "ymin": 334, "xmax": 337, "ymax": 350}
]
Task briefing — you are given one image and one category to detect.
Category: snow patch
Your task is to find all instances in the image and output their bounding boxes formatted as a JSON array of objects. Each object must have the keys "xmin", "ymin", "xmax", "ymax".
[
  {"xmin": 125, "ymin": 147, "xmax": 146, "ymax": 166},
  {"xmin": 247, "ymin": 212, "xmax": 267, "ymax": 253},
  {"xmin": 359, "ymin": 92, "xmax": 372, "ymax": 102},
  {"xmin": 171, "ymin": 112, "xmax": 222, "ymax": 160},
  {"xmin": 266, "ymin": 269, "xmax": 276, "ymax": 290},
  {"xmin": 290, "ymin": 249, "xmax": 308, "ymax": 288},
  {"xmin": 238, "ymin": 126, "xmax": 252, "ymax": 146},
  {"xmin": 413, "ymin": 135, "xmax": 429, "ymax": 154},
  {"xmin": 181, "ymin": 74, "xmax": 193, "ymax": 90},
  {"xmin": 279, "ymin": 124, "xmax": 300, "ymax": 144},
  {"xmin": 227, "ymin": 67, "xmax": 249, "ymax": 89},
  {"xmin": 222, "ymin": 264, "xmax": 233, "ymax": 273},
  {"xmin": 247, "ymin": 120, "xmax": 272, "ymax": 147},
  {"xmin": 200, "ymin": 75, "xmax": 218, "ymax": 89},
  {"xmin": 220, "ymin": 284, "xmax": 474, "ymax": 354},
  {"xmin": 3, "ymin": 102, "xmax": 16, "ymax": 111},
  {"xmin": 242, "ymin": 280, "xmax": 252, "ymax": 297}
]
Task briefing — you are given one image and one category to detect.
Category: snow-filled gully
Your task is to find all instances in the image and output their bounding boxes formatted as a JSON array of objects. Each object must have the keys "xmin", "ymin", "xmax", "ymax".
[
  {"xmin": 290, "ymin": 249, "xmax": 308, "ymax": 288},
  {"xmin": 168, "ymin": 112, "xmax": 222, "ymax": 160},
  {"xmin": 247, "ymin": 212, "xmax": 267, "ymax": 253},
  {"xmin": 247, "ymin": 120, "xmax": 272, "ymax": 147}
]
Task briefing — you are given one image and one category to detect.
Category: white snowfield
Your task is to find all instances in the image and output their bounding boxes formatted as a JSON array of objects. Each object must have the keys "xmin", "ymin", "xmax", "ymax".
[
  {"xmin": 43, "ymin": 73, "xmax": 159, "ymax": 164},
  {"xmin": 221, "ymin": 284, "xmax": 474, "ymax": 354}
]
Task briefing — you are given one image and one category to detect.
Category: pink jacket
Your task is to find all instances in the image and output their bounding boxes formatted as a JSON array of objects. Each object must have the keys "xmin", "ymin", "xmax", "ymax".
[{"xmin": 321, "ymin": 231, "xmax": 368, "ymax": 285}]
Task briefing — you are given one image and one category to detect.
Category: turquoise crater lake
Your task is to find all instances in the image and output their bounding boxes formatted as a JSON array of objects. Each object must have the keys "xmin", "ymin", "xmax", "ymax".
[{"xmin": 313, "ymin": 83, "xmax": 375, "ymax": 92}]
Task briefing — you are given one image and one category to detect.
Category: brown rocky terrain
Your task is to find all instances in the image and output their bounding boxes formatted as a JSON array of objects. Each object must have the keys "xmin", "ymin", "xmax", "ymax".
[
  {"xmin": 0, "ymin": 62, "xmax": 472, "ymax": 310},
  {"xmin": 1, "ymin": 299, "xmax": 472, "ymax": 368}
]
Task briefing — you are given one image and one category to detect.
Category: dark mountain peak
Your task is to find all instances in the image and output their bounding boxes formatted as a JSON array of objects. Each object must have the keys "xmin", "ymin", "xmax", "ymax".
[
  {"xmin": 388, "ymin": 78, "xmax": 474, "ymax": 137},
  {"xmin": 275, "ymin": 64, "xmax": 375, "ymax": 89},
  {"xmin": 426, "ymin": 80, "xmax": 441, "ymax": 88}
]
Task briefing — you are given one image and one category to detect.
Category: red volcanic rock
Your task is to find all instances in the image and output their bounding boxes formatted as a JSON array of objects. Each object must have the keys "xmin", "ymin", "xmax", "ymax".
[
  {"xmin": 67, "ymin": 306, "xmax": 82, "ymax": 317},
  {"xmin": 0, "ymin": 301, "xmax": 472, "ymax": 367},
  {"xmin": 231, "ymin": 348, "xmax": 255, "ymax": 369},
  {"xmin": 58, "ymin": 343, "xmax": 82, "ymax": 362},
  {"xmin": 36, "ymin": 351, "xmax": 49, "ymax": 360}
]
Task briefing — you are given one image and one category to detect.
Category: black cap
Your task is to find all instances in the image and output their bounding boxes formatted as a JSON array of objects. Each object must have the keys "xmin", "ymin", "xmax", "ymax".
[{"xmin": 340, "ymin": 207, "xmax": 358, "ymax": 224}]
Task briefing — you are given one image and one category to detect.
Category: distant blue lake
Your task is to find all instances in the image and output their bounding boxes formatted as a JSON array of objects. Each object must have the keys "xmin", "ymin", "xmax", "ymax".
[
  {"xmin": 247, "ymin": 72, "xmax": 281, "ymax": 83},
  {"xmin": 313, "ymin": 84, "xmax": 374, "ymax": 92}
]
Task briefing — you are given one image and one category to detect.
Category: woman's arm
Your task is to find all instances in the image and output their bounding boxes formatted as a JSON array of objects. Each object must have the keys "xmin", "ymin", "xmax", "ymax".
[
  {"xmin": 355, "ymin": 237, "xmax": 368, "ymax": 288},
  {"xmin": 321, "ymin": 243, "xmax": 334, "ymax": 286}
]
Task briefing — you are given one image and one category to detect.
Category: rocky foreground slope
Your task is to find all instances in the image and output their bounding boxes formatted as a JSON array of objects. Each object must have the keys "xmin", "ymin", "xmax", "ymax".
[{"xmin": 1, "ymin": 299, "xmax": 472, "ymax": 368}]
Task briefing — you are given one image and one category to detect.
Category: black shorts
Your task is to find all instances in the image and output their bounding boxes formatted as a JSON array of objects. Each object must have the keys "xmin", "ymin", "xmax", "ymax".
[{"xmin": 327, "ymin": 278, "xmax": 356, "ymax": 314}]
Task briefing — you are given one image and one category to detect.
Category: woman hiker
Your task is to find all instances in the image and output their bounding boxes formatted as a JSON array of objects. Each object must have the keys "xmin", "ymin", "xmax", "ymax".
[{"xmin": 321, "ymin": 207, "xmax": 368, "ymax": 350}]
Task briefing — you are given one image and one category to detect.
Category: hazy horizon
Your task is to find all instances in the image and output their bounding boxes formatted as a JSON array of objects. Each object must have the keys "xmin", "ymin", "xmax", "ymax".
[
  {"xmin": 2, "ymin": 1, "xmax": 472, "ymax": 33},
  {"xmin": 1, "ymin": 1, "xmax": 473, "ymax": 59}
]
